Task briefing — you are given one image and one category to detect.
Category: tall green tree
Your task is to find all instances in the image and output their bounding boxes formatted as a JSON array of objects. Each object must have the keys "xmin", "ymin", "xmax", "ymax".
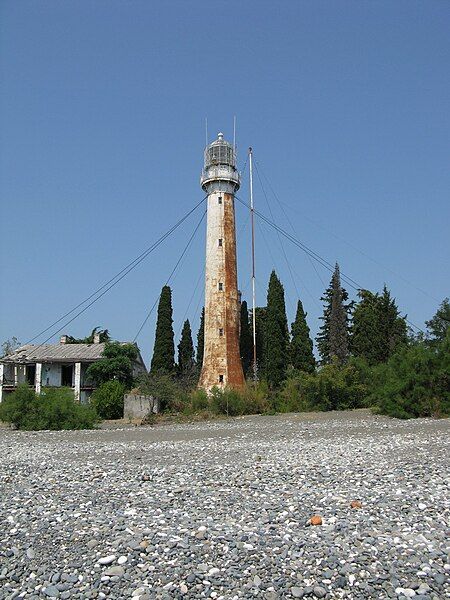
[
  {"xmin": 177, "ymin": 319, "xmax": 195, "ymax": 376},
  {"xmin": 425, "ymin": 298, "xmax": 450, "ymax": 345},
  {"xmin": 150, "ymin": 285, "xmax": 175, "ymax": 374},
  {"xmin": 376, "ymin": 285, "xmax": 408, "ymax": 362},
  {"xmin": 196, "ymin": 307, "xmax": 205, "ymax": 371},
  {"xmin": 290, "ymin": 299, "xmax": 315, "ymax": 373},
  {"xmin": 250, "ymin": 307, "xmax": 267, "ymax": 378},
  {"xmin": 240, "ymin": 300, "xmax": 253, "ymax": 377},
  {"xmin": 351, "ymin": 286, "xmax": 408, "ymax": 364},
  {"xmin": 265, "ymin": 270, "xmax": 289, "ymax": 387},
  {"xmin": 317, "ymin": 263, "xmax": 351, "ymax": 365}
]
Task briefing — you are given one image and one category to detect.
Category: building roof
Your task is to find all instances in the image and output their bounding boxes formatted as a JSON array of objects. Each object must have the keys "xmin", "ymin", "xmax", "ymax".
[{"xmin": 3, "ymin": 342, "xmax": 109, "ymax": 363}]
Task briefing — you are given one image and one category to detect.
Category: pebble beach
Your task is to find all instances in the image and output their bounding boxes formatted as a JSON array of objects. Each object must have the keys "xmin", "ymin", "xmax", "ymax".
[{"xmin": 1, "ymin": 410, "xmax": 448, "ymax": 599}]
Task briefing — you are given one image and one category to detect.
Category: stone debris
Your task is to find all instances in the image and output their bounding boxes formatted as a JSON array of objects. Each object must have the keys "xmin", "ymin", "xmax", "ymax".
[
  {"xmin": 0, "ymin": 410, "xmax": 448, "ymax": 599},
  {"xmin": 310, "ymin": 515, "xmax": 323, "ymax": 526}
]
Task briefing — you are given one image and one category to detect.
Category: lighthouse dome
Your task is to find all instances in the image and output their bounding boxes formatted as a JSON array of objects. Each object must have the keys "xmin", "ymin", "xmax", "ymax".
[{"xmin": 204, "ymin": 132, "xmax": 236, "ymax": 169}]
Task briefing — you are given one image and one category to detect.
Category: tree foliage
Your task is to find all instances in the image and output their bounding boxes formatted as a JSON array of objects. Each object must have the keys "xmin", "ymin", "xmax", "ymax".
[
  {"xmin": 177, "ymin": 319, "xmax": 195, "ymax": 382},
  {"xmin": 372, "ymin": 333, "xmax": 450, "ymax": 418},
  {"xmin": 290, "ymin": 299, "xmax": 315, "ymax": 373},
  {"xmin": 86, "ymin": 342, "xmax": 138, "ymax": 388},
  {"xmin": 317, "ymin": 264, "xmax": 351, "ymax": 365},
  {"xmin": 91, "ymin": 380, "xmax": 126, "ymax": 420},
  {"xmin": 150, "ymin": 286, "xmax": 175, "ymax": 374},
  {"xmin": 66, "ymin": 327, "xmax": 110, "ymax": 344},
  {"xmin": 0, "ymin": 385, "xmax": 98, "ymax": 430},
  {"xmin": 425, "ymin": 298, "xmax": 450, "ymax": 346},
  {"xmin": 351, "ymin": 286, "xmax": 408, "ymax": 365},
  {"xmin": 1, "ymin": 337, "xmax": 20, "ymax": 358},
  {"xmin": 265, "ymin": 271, "xmax": 289, "ymax": 388},
  {"xmin": 196, "ymin": 307, "xmax": 205, "ymax": 372},
  {"xmin": 251, "ymin": 306, "xmax": 267, "ymax": 378},
  {"xmin": 239, "ymin": 300, "xmax": 253, "ymax": 377}
]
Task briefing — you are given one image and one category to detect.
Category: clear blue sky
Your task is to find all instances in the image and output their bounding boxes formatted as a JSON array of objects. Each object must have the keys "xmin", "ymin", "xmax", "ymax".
[{"xmin": 1, "ymin": 0, "xmax": 449, "ymax": 362}]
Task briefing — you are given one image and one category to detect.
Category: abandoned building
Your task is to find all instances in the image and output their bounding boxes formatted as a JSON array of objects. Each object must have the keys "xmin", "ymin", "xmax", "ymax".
[{"xmin": 0, "ymin": 335, "xmax": 147, "ymax": 403}]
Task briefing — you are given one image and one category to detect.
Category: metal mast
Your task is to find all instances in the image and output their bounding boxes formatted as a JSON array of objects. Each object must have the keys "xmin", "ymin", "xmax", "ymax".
[{"xmin": 249, "ymin": 147, "xmax": 257, "ymax": 379}]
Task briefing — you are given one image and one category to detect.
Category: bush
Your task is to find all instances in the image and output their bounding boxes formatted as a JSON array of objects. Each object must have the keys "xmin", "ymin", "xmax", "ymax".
[
  {"xmin": 91, "ymin": 380, "xmax": 126, "ymax": 420},
  {"xmin": 273, "ymin": 359, "xmax": 370, "ymax": 413},
  {"xmin": 0, "ymin": 384, "xmax": 98, "ymax": 430},
  {"xmin": 136, "ymin": 372, "xmax": 188, "ymax": 412},
  {"xmin": 371, "ymin": 335, "xmax": 450, "ymax": 419}
]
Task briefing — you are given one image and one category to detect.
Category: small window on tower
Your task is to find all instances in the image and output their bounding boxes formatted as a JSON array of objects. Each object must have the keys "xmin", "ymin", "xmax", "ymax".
[
  {"xmin": 218, "ymin": 238, "xmax": 223, "ymax": 247},
  {"xmin": 218, "ymin": 282, "xmax": 223, "ymax": 291},
  {"xmin": 219, "ymin": 374, "xmax": 224, "ymax": 383},
  {"xmin": 218, "ymin": 196, "xmax": 222, "ymax": 204},
  {"xmin": 219, "ymin": 328, "xmax": 223, "ymax": 336}
]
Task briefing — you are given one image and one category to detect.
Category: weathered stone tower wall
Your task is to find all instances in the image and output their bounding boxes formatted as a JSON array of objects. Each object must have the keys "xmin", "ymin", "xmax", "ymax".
[{"xmin": 198, "ymin": 133, "xmax": 245, "ymax": 391}]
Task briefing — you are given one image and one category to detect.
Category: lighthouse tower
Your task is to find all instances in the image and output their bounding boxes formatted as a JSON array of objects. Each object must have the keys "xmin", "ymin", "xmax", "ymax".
[{"xmin": 198, "ymin": 133, "xmax": 245, "ymax": 391}]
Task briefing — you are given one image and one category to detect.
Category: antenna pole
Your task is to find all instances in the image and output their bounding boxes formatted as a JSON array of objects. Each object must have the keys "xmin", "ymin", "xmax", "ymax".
[
  {"xmin": 205, "ymin": 117, "xmax": 208, "ymax": 148},
  {"xmin": 249, "ymin": 147, "xmax": 257, "ymax": 380},
  {"xmin": 233, "ymin": 116, "xmax": 236, "ymax": 152}
]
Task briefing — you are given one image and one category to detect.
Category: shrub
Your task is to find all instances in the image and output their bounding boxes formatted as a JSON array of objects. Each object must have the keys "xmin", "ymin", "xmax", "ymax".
[
  {"xmin": 91, "ymin": 380, "xmax": 126, "ymax": 420},
  {"xmin": 136, "ymin": 372, "xmax": 188, "ymax": 412},
  {"xmin": 189, "ymin": 388, "xmax": 209, "ymax": 412},
  {"xmin": 371, "ymin": 335, "xmax": 450, "ymax": 419},
  {"xmin": 273, "ymin": 359, "xmax": 370, "ymax": 413},
  {"xmin": 0, "ymin": 384, "xmax": 98, "ymax": 430}
]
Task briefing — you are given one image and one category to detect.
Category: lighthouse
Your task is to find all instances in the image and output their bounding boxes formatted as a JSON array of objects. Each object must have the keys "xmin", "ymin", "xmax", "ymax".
[{"xmin": 198, "ymin": 132, "xmax": 245, "ymax": 391}]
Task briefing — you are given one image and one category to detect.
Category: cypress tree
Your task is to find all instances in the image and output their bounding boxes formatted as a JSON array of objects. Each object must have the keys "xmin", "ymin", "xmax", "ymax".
[
  {"xmin": 265, "ymin": 270, "xmax": 289, "ymax": 387},
  {"xmin": 317, "ymin": 263, "xmax": 351, "ymax": 365},
  {"xmin": 196, "ymin": 307, "xmax": 205, "ymax": 371},
  {"xmin": 177, "ymin": 319, "xmax": 195, "ymax": 377},
  {"xmin": 150, "ymin": 285, "xmax": 175, "ymax": 373},
  {"xmin": 240, "ymin": 300, "xmax": 253, "ymax": 377},
  {"xmin": 250, "ymin": 306, "xmax": 267, "ymax": 378},
  {"xmin": 290, "ymin": 299, "xmax": 315, "ymax": 373}
]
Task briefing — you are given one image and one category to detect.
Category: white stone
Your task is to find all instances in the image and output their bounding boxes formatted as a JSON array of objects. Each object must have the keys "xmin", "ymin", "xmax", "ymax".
[{"xmin": 98, "ymin": 555, "xmax": 115, "ymax": 565}]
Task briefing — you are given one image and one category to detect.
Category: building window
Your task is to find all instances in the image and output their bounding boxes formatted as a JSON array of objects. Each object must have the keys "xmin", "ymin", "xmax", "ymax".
[
  {"xmin": 219, "ymin": 328, "xmax": 223, "ymax": 336},
  {"xmin": 218, "ymin": 282, "xmax": 223, "ymax": 291},
  {"xmin": 219, "ymin": 374, "xmax": 224, "ymax": 383},
  {"xmin": 218, "ymin": 238, "xmax": 223, "ymax": 247},
  {"xmin": 218, "ymin": 196, "xmax": 222, "ymax": 204}
]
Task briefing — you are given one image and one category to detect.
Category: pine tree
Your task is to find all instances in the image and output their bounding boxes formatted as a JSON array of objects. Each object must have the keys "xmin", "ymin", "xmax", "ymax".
[
  {"xmin": 196, "ymin": 307, "xmax": 205, "ymax": 371},
  {"xmin": 376, "ymin": 285, "xmax": 408, "ymax": 362},
  {"xmin": 290, "ymin": 299, "xmax": 315, "ymax": 373},
  {"xmin": 150, "ymin": 286, "xmax": 175, "ymax": 373},
  {"xmin": 350, "ymin": 289, "xmax": 380, "ymax": 365},
  {"xmin": 317, "ymin": 264, "xmax": 351, "ymax": 365},
  {"xmin": 177, "ymin": 319, "xmax": 195, "ymax": 379},
  {"xmin": 351, "ymin": 286, "xmax": 408, "ymax": 364},
  {"xmin": 425, "ymin": 298, "xmax": 450, "ymax": 345},
  {"xmin": 240, "ymin": 301, "xmax": 253, "ymax": 377},
  {"xmin": 265, "ymin": 270, "xmax": 289, "ymax": 387}
]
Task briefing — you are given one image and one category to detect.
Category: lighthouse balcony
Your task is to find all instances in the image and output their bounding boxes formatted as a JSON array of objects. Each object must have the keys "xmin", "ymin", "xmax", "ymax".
[{"xmin": 200, "ymin": 165, "xmax": 240, "ymax": 191}]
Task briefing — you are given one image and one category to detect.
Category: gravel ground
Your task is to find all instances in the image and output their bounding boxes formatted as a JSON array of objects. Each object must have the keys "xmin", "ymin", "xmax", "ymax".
[{"xmin": 0, "ymin": 410, "xmax": 449, "ymax": 600}]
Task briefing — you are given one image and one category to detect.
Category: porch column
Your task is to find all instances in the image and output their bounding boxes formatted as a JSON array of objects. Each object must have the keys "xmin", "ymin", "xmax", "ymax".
[
  {"xmin": 74, "ymin": 362, "xmax": 81, "ymax": 402},
  {"xmin": 35, "ymin": 363, "xmax": 42, "ymax": 395},
  {"xmin": 14, "ymin": 365, "xmax": 18, "ymax": 387},
  {"xmin": 0, "ymin": 363, "xmax": 4, "ymax": 403}
]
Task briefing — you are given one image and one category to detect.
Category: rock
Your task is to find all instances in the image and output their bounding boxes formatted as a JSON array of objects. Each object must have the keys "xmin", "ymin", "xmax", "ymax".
[
  {"xmin": 98, "ymin": 555, "xmax": 115, "ymax": 565},
  {"xmin": 180, "ymin": 583, "xmax": 188, "ymax": 594},
  {"xmin": 103, "ymin": 566, "xmax": 125, "ymax": 577},
  {"xmin": 350, "ymin": 500, "xmax": 362, "ymax": 509},
  {"xmin": 291, "ymin": 587, "xmax": 304, "ymax": 598},
  {"xmin": 43, "ymin": 586, "xmax": 60, "ymax": 598},
  {"xmin": 117, "ymin": 556, "xmax": 127, "ymax": 565},
  {"xmin": 310, "ymin": 515, "xmax": 323, "ymax": 526},
  {"xmin": 26, "ymin": 548, "xmax": 35, "ymax": 559},
  {"xmin": 313, "ymin": 586, "xmax": 327, "ymax": 598}
]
